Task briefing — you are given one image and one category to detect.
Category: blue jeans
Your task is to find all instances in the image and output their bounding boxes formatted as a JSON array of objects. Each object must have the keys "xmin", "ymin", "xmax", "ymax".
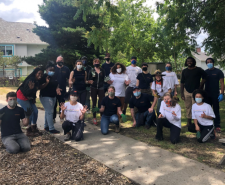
[
  {"xmin": 40, "ymin": 96, "xmax": 56, "ymax": 131},
  {"xmin": 135, "ymin": 110, "xmax": 156, "ymax": 127},
  {"xmin": 17, "ymin": 98, "xmax": 38, "ymax": 125},
  {"xmin": 101, "ymin": 114, "xmax": 119, "ymax": 135}
]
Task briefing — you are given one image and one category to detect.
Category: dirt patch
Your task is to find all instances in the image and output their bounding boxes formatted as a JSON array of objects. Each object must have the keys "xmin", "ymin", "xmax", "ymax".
[{"xmin": 0, "ymin": 131, "xmax": 138, "ymax": 185}]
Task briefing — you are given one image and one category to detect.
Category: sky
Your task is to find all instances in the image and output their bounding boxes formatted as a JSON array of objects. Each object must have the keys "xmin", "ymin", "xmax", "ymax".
[{"xmin": 0, "ymin": 0, "xmax": 207, "ymax": 50}]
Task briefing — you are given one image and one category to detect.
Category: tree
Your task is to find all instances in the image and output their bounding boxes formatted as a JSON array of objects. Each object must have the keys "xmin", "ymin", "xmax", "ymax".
[{"xmin": 0, "ymin": 52, "xmax": 7, "ymax": 77}]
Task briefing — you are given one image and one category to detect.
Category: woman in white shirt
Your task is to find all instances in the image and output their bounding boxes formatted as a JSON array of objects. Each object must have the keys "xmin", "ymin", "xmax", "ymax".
[
  {"xmin": 188, "ymin": 89, "xmax": 216, "ymax": 143},
  {"xmin": 151, "ymin": 70, "xmax": 171, "ymax": 116},
  {"xmin": 162, "ymin": 62, "xmax": 179, "ymax": 96},
  {"xmin": 155, "ymin": 92, "xmax": 181, "ymax": 144},
  {"xmin": 109, "ymin": 63, "xmax": 129, "ymax": 112}
]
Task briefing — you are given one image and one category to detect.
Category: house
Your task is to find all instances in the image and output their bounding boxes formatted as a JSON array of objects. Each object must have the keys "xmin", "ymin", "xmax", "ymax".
[{"xmin": 0, "ymin": 18, "xmax": 48, "ymax": 77}]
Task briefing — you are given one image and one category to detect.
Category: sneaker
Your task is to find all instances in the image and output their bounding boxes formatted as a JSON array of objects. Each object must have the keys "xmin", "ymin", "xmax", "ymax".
[
  {"xmin": 115, "ymin": 125, "xmax": 120, "ymax": 133},
  {"xmin": 215, "ymin": 127, "xmax": 221, "ymax": 133},
  {"xmin": 64, "ymin": 132, "xmax": 71, "ymax": 141},
  {"xmin": 53, "ymin": 119, "xmax": 56, "ymax": 123},
  {"xmin": 49, "ymin": 129, "xmax": 60, "ymax": 134},
  {"xmin": 93, "ymin": 118, "xmax": 97, "ymax": 125},
  {"xmin": 44, "ymin": 127, "xmax": 49, "ymax": 131}
]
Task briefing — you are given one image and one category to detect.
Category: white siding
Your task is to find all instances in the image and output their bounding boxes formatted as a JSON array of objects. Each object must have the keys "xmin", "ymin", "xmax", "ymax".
[
  {"xmin": 15, "ymin": 44, "xmax": 27, "ymax": 57},
  {"xmin": 27, "ymin": 44, "xmax": 47, "ymax": 57}
]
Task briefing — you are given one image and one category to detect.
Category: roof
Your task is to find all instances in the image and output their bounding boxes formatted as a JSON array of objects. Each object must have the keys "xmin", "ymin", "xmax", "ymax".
[
  {"xmin": 192, "ymin": 51, "xmax": 212, "ymax": 62},
  {"xmin": 18, "ymin": 61, "xmax": 32, "ymax": 67},
  {"xmin": 0, "ymin": 18, "xmax": 48, "ymax": 45}
]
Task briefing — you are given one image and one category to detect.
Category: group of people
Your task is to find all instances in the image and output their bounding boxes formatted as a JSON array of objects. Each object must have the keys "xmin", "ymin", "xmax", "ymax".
[{"xmin": 0, "ymin": 54, "xmax": 224, "ymax": 154}]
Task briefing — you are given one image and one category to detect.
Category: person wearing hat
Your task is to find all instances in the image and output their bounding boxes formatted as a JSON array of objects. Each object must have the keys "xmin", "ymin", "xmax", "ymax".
[
  {"xmin": 188, "ymin": 89, "xmax": 216, "ymax": 143},
  {"xmin": 136, "ymin": 63, "xmax": 153, "ymax": 95},
  {"xmin": 129, "ymin": 86, "xmax": 157, "ymax": 129},
  {"xmin": 101, "ymin": 53, "xmax": 115, "ymax": 92},
  {"xmin": 181, "ymin": 57, "xmax": 207, "ymax": 127},
  {"xmin": 151, "ymin": 69, "xmax": 171, "ymax": 116},
  {"xmin": 60, "ymin": 90, "xmax": 88, "ymax": 141},
  {"xmin": 81, "ymin": 56, "xmax": 92, "ymax": 113},
  {"xmin": 204, "ymin": 58, "xmax": 224, "ymax": 133},
  {"xmin": 124, "ymin": 56, "xmax": 142, "ymax": 115}
]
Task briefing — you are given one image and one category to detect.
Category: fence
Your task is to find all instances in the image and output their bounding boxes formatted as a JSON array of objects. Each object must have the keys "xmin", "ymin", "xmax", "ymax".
[{"xmin": 0, "ymin": 77, "xmax": 20, "ymax": 87}]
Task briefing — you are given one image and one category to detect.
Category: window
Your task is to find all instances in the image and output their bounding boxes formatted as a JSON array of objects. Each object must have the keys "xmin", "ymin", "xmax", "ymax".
[{"xmin": 0, "ymin": 45, "xmax": 13, "ymax": 56}]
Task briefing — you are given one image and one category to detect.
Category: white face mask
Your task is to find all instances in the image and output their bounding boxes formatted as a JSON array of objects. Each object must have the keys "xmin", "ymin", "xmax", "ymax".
[
  {"xmin": 70, "ymin": 96, "xmax": 78, "ymax": 102},
  {"xmin": 77, "ymin": 65, "xmax": 82, "ymax": 70},
  {"xmin": 116, "ymin": 68, "xmax": 122, "ymax": 73}
]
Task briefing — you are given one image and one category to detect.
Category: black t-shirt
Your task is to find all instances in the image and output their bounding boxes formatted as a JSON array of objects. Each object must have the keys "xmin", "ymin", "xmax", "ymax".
[
  {"xmin": 0, "ymin": 106, "xmax": 25, "ymax": 137},
  {"xmin": 101, "ymin": 62, "xmax": 114, "ymax": 82},
  {"xmin": 129, "ymin": 93, "xmax": 154, "ymax": 113},
  {"xmin": 181, "ymin": 67, "xmax": 207, "ymax": 93},
  {"xmin": 39, "ymin": 74, "xmax": 58, "ymax": 98},
  {"xmin": 54, "ymin": 65, "xmax": 70, "ymax": 92},
  {"xmin": 205, "ymin": 68, "xmax": 224, "ymax": 97},
  {"xmin": 137, "ymin": 72, "xmax": 153, "ymax": 89},
  {"xmin": 73, "ymin": 69, "xmax": 86, "ymax": 91},
  {"xmin": 101, "ymin": 96, "xmax": 121, "ymax": 116}
]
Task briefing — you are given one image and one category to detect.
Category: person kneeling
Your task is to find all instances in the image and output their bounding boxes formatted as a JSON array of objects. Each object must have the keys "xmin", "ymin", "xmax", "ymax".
[
  {"xmin": 155, "ymin": 93, "xmax": 181, "ymax": 144},
  {"xmin": 0, "ymin": 92, "xmax": 32, "ymax": 154},
  {"xmin": 99, "ymin": 86, "xmax": 126, "ymax": 135},
  {"xmin": 188, "ymin": 89, "xmax": 215, "ymax": 143},
  {"xmin": 130, "ymin": 86, "xmax": 157, "ymax": 129},
  {"xmin": 61, "ymin": 91, "xmax": 88, "ymax": 141}
]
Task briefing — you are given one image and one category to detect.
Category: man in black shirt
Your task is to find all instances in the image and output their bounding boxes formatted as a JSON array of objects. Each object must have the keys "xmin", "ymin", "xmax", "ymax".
[
  {"xmin": 129, "ymin": 86, "xmax": 157, "ymax": 129},
  {"xmin": 0, "ymin": 92, "xmax": 32, "ymax": 154},
  {"xmin": 181, "ymin": 57, "xmax": 207, "ymax": 126},
  {"xmin": 101, "ymin": 53, "xmax": 115, "ymax": 92},
  {"xmin": 53, "ymin": 56, "xmax": 70, "ymax": 123},
  {"xmin": 204, "ymin": 58, "xmax": 224, "ymax": 132}
]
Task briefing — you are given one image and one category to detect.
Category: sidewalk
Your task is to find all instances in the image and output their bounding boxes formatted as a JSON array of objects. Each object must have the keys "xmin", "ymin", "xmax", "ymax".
[{"xmin": 0, "ymin": 100, "xmax": 225, "ymax": 185}]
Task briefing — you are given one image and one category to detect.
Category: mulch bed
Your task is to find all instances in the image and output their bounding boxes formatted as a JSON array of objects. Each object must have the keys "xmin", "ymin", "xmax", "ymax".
[{"xmin": 0, "ymin": 131, "xmax": 138, "ymax": 185}]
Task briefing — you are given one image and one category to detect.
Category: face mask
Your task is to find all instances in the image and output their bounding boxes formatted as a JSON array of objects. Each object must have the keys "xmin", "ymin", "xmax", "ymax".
[
  {"xmin": 207, "ymin": 63, "xmax": 213, "ymax": 69},
  {"xmin": 117, "ymin": 68, "xmax": 122, "ymax": 73},
  {"xmin": 77, "ymin": 65, "xmax": 83, "ymax": 70},
  {"xmin": 82, "ymin": 60, "xmax": 87, "ymax": 65},
  {"xmin": 57, "ymin": 61, "xmax": 63, "ymax": 67},
  {"xmin": 8, "ymin": 99, "xmax": 17, "ymax": 108},
  {"xmin": 195, "ymin": 98, "xmax": 202, "ymax": 103},
  {"xmin": 165, "ymin": 100, "xmax": 171, "ymax": 107},
  {"xmin": 106, "ymin": 58, "xmax": 110, "ymax": 62},
  {"xmin": 47, "ymin": 71, "xmax": 55, "ymax": 76},
  {"xmin": 142, "ymin": 67, "xmax": 147, "ymax": 71},
  {"xmin": 134, "ymin": 91, "xmax": 141, "ymax": 97},
  {"xmin": 108, "ymin": 92, "xmax": 115, "ymax": 97},
  {"xmin": 131, "ymin": 60, "xmax": 136, "ymax": 65},
  {"xmin": 70, "ymin": 96, "xmax": 78, "ymax": 102},
  {"xmin": 94, "ymin": 64, "xmax": 100, "ymax": 68},
  {"xmin": 165, "ymin": 66, "xmax": 172, "ymax": 71}
]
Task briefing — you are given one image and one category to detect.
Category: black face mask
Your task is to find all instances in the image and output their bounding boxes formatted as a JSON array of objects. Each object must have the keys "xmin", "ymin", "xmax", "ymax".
[
  {"xmin": 106, "ymin": 58, "xmax": 110, "ymax": 62},
  {"xmin": 57, "ymin": 61, "xmax": 63, "ymax": 66},
  {"xmin": 94, "ymin": 64, "xmax": 100, "ymax": 68},
  {"xmin": 142, "ymin": 67, "xmax": 147, "ymax": 71}
]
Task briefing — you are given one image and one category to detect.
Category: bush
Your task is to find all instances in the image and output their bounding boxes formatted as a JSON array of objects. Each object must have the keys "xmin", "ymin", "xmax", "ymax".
[{"xmin": 18, "ymin": 76, "xmax": 27, "ymax": 84}]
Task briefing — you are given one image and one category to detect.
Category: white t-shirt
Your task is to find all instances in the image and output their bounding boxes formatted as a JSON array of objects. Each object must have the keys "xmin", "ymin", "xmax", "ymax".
[
  {"xmin": 151, "ymin": 79, "xmax": 170, "ymax": 97},
  {"xmin": 162, "ymin": 71, "xmax": 179, "ymax": 91},
  {"xmin": 160, "ymin": 101, "xmax": 181, "ymax": 128},
  {"xmin": 126, "ymin": 65, "xmax": 142, "ymax": 87},
  {"xmin": 192, "ymin": 103, "xmax": 215, "ymax": 126},
  {"xmin": 109, "ymin": 73, "xmax": 128, "ymax": 97},
  {"xmin": 62, "ymin": 102, "xmax": 83, "ymax": 123}
]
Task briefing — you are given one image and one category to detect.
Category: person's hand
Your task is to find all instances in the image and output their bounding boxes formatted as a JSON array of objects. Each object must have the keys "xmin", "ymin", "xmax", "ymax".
[
  {"xmin": 200, "ymin": 111, "xmax": 206, "ymax": 118},
  {"xmin": 181, "ymin": 93, "xmax": 185, "ymax": 101},
  {"xmin": 148, "ymin": 108, "xmax": 154, "ymax": 113},
  {"xmin": 168, "ymin": 89, "xmax": 172, "ymax": 93},
  {"xmin": 28, "ymin": 81, "xmax": 35, "ymax": 89},
  {"xmin": 195, "ymin": 124, "xmax": 200, "ymax": 132},
  {"xmin": 125, "ymin": 80, "xmax": 130, "ymax": 85},
  {"xmin": 158, "ymin": 114, "xmax": 163, "ymax": 118},
  {"xmin": 0, "ymin": 113, "xmax": 5, "ymax": 120},
  {"xmin": 56, "ymin": 88, "xmax": 62, "ymax": 95},
  {"xmin": 172, "ymin": 111, "xmax": 177, "ymax": 116},
  {"xmin": 25, "ymin": 108, "xmax": 33, "ymax": 118},
  {"xmin": 132, "ymin": 120, "xmax": 136, "ymax": 127},
  {"xmin": 88, "ymin": 80, "xmax": 94, "ymax": 84},
  {"xmin": 60, "ymin": 103, "xmax": 67, "ymax": 111},
  {"xmin": 46, "ymin": 76, "xmax": 50, "ymax": 84},
  {"xmin": 92, "ymin": 107, "xmax": 99, "ymax": 113},
  {"xmin": 174, "ymin": 91, "xmax": 178, "ymax": 96},
  {"xmin": 72, "ymin": 77, "xmax": 75, "ymax": 83},
  {"xmin": 107, "ymin": 80, "xmax": 113, "ymax": 85},
  {"xmin": 218, "ymin": 94, "xmax": 223, "ymax": 102},
  {"xmin": 196, "ymin": 131, "xmax": 201, "ymax": 139},
  {"xmin": 121, "ymin": 114, "xmax": 127, "ymax": 122},
  {"xmin": 81, "ymin": 105, "xmax": 88, "ymax": 114}
]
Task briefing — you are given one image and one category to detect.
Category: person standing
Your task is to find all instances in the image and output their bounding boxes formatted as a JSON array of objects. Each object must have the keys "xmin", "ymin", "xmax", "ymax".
[
  {"xmin": 204, "ymin": 58, "xmax": 224, "ymax": 133},
  {"xmin": 101, "ymin": 53, "xmax": 115, "ymax": 92},
  {"xmin": 81, "ymin": 56, "xmax": 92, "ymax": 113},
  {"xmin": 53, "ymin": 56, "xmax": 70, "ymax": 123},
  {"xmin": 136, "ymin": 63, "xmax": 153, "ymax": 95},
  {"xmin": 181, "ymin": 57, "xmax": 207, "ymax": 127},
  {"xmin": 162, "ymin": 62, "xmax": 179, "ymax": 97},
  {"xmin": 124, "ymin": 56, "xmax": 142, "ymax": 115}
]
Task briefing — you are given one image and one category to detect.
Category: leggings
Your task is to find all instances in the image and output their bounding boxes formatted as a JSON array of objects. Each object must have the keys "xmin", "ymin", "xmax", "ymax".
[
  {"xmin": 156, "ymin": 118, "xmax": 181, "ymax": 144},
  {"xmin": 76, "ymin": 90, "xmax": 87, "ymax": 106},
  {"xmin": 188, "ymin": 122, "xmax": 215, "ymax": 143},
  {"xmin": 91, "ymin": 87, "xmax": 105, "ymax": 118}
]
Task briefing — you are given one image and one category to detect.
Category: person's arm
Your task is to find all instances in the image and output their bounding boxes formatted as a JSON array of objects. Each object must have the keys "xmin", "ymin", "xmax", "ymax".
[
  {"xmin": 79, "ymin": 105, "xmax": 88, "ymax": 120},
  {"xmin": 220, "ymin": 78, "xmax": 224, "ymax": 95},
  {"xmin": 22, "ymin": 118, "xmax": 29, "ymax": 126},
  {"xmin": 200, "ymin": 112, "xmax": 214, "ymax": 120},
  {"xmin": 174, "ymin": 85, "xmax": 177, "ymax": 96},
  {"xmin": 136, "ymin": 79, "xmax": 139, "ymax": 87},
  {"xmin": 180, "ymin": 83, "xmax": 185, "ymax": 100},
  {"xmin": 22, "ymin": 107, "xmax": 32, "ymax": 126},
  {"xmin": 194, "ymin": 119, "xmax": 200, "ymax": 131},
  {"xmin": 69, "ymin": 71, "xmax": 74, "ymax": 88},
  {"xmin": 60, "ymin": 103, "xmax": 67, "ymax": 119},
  {"xmin": 199, "ymin": 69, "xmax": 207, "ymax": 89},
  {"xmin": 149, "ymin": 96, "xmax": 157, "ymax": 111},
  {"xmin": 99, "ymin": 105, "xmax": 105, "ymax": 112},
  {"xmin": 39, "ymin": 76, "xmax": 50, "ymax": 89},
  {"xmin": 172, "ymin": 105, "xmax": 181, "ymax": 121},
  {"xmin": 130, "ymin": 108, "xmax": 136, "ymax": 127},
  {"xmin": 117, "ymin": 107, "xmax": 123, "ymax": 115},
  {"xmin": 199, "ymin": 79, "xmax": 206, "ymax": 89}
]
